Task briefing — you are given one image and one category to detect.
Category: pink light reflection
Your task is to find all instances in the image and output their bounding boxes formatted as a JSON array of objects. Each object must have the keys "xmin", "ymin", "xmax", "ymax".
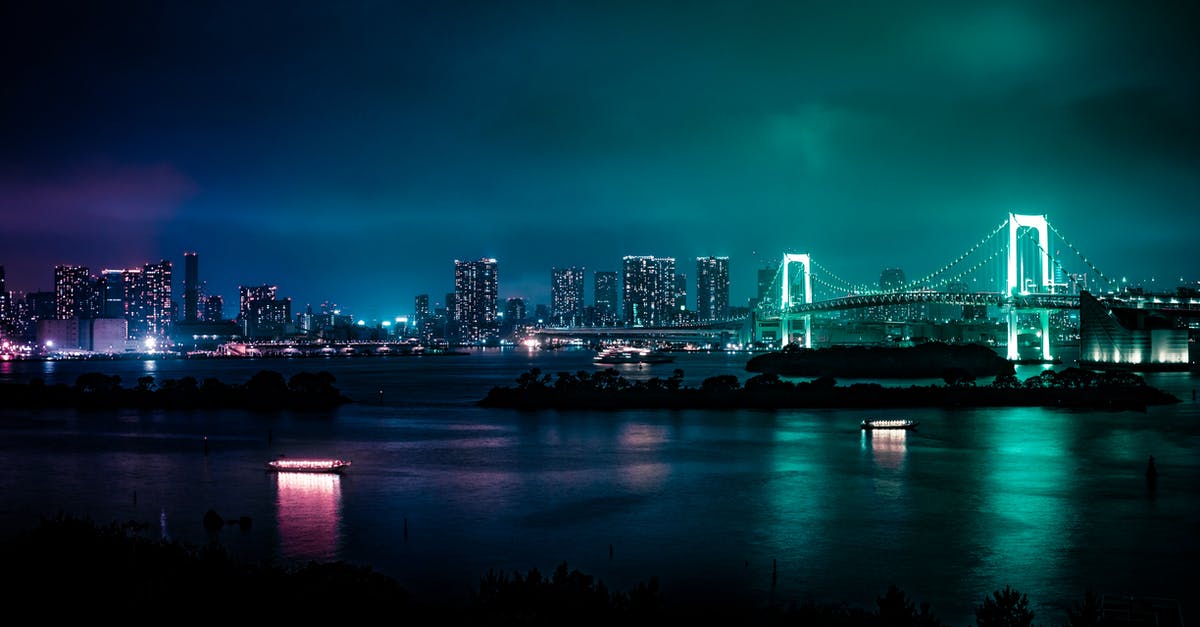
[
  {"xmin": 867, "ymin": 429, "xmax": 908, "ymax": 470},
  {"xmin": 276, "ymin": 472, "xmax": 342, "ymax": 562}
]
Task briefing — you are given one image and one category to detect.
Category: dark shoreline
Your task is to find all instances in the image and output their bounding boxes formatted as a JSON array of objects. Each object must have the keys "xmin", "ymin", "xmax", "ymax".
[
  {"xmin": 0, "ymin": 369, "xmax": 351, "ymax": 411},
  {"xmin": 479, "ymin": 368, "xmax": 1180, "ymax": 411},
  {"xmin": 1, "ymin": 513, "xmax": 1119, "ymax": 625}
]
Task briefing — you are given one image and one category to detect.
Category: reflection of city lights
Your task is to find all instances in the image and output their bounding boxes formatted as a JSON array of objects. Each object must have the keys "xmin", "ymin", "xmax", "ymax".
[{"xmin": 276, "ymin": 472, "xmax": 342, "ymax": 562}]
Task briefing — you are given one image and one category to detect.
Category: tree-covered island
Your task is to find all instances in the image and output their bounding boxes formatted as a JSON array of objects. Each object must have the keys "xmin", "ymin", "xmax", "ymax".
[{"xmin": 479, "ymin": 367, "xmax": 1180, "ymax": 411}]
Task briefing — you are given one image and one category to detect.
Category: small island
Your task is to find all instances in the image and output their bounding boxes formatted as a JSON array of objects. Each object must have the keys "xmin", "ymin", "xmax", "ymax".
[
  {"xmin": 745, "ymin": 342, "xmax": 1016, "ymax": 378},
  {"xmin": 0, "ymin": 369, "xmax": 351, "ymax": 411},
  {"xmin": 479, "ymin": 367, "xmax": 1180, "ymax": 411}
]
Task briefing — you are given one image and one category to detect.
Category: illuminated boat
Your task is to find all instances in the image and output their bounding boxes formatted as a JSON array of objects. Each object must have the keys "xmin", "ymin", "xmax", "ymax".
[
  {"xmin": 593, "ymin": 346, "xmax": 675, "ymax": 365},
  {"xmin": 860, "ymin": 419, "xmax": 919, "ymax": 431},
  {"xmin": 266, "ymin": 457, "xmax": 351, "ymax": 473}
]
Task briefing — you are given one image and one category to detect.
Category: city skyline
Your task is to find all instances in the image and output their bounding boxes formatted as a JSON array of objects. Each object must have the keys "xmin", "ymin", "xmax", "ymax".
[{"xmin": 1, "ymin": 1, "xmax": 1197, "ymax": 317}]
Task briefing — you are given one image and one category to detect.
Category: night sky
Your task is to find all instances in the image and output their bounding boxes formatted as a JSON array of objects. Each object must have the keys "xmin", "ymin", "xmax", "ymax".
[{"xmin": 2, "ymin": 1, "xmax": 1197, "ymax": 320}]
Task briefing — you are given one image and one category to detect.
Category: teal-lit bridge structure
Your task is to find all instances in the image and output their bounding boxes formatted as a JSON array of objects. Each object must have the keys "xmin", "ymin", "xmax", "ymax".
[{"xmin": 754, "ymin": 213, "xmax": 1200, "ymax": 361}]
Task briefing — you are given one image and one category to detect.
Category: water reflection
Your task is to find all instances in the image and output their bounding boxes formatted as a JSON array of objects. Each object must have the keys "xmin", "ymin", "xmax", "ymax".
[
  {"xmin": 863, "ymin": 429, "xmax": 908, "ymax": 471},
  {"xmin": 276, "ymin": 472, "xmax": 342, "ymax": 562}
]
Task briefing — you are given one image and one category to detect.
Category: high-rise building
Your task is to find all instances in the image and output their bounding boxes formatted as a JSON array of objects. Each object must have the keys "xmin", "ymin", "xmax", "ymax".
[
  {"xmin": 54, "ymin": 265, "xmax": 92, "ymax": 320},
  {"xmin": 756, "ymin": 265, "xmax": 776, "ymax": 311},
  {"xmin": 696, "ymin": 256, "xmax": 730, "ymax": 322},
  {"xmin": 121, "ymin": 261, "xmax": 172, "ymax": 338},
  {"xmin": 414, "ymin": 294, "xmax": 430, "ymax": 322},
  {"xmin": 878, "ymin": 267, "xmax": 908, "ymax": 322},
  {"xmin": 203, "ymin": 295, "xmax": 224, "ymax": 322},
  {"xmin": 505, "ymin": 297, "xmax": 526, "ymax": 323},
  {"xmin": 99, "ymin": 270, "xmax": 126, "ymax": 319},
  {"xmin": 454, "ymin": 258, "xmax": 498, "ymax": 344},
  {"xmin": 0, "ymin": 265, "xmax": 8, "ymax": 325},
  {"xmin": 622, "ymin": 256, "xmax": 674, "ymax": 326},
  {"xmin": 238, "ymin": 284, "xmax": 291, "ymax": 337},
  {"xmin": 550, "ymin": 266, "xmax": 586, "ymax": 327},
  {"xmin": 239, "ymin": 285, "xmax": 277, "ymax": 321},
  {"xmin": 593, "ymin": 271, "xmax": 617, "ymax": 326},
  {"xmin": 183, "ymin": 252, "xmax": 199, "ymax": 322}
]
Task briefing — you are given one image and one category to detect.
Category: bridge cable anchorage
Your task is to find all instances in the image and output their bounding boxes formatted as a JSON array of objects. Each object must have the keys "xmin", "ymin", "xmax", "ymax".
[{"xmin": 1046, "ymin": 220, "xmax": 1118, "ymax": 290}]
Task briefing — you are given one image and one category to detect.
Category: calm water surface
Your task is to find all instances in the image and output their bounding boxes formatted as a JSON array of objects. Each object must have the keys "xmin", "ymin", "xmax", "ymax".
[{"xmin": 1, "ymin": 348, "xmax": 1197, "ymax": 625}]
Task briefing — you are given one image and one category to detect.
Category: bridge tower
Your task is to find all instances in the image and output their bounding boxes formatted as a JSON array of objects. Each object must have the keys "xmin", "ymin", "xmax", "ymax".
[
  {"xmin": 1006, "ymin": 213, "xmax": 1053, "ymax": 361},
  {"xmin": 780, "ymin": 253, "xmax": 812, "ymax": 349}
]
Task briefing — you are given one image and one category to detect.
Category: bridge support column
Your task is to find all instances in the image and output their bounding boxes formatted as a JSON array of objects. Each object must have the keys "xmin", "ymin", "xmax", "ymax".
[
  {"xmin": 1006, "ymin": 308, "xmax": 1019, "ymax": 361},
  {"xmin": 780, "ymin": 253, "xmax": 812, "ymax": 349},
  {"xmin": 1040, "ymin": 310, "xmax": 1051, "ymax": 362}
]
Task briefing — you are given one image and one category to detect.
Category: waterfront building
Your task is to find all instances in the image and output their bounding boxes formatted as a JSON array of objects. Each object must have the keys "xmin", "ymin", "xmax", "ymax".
[
  {"xmin": 593, "ymin": 270, "xmax": 617, "ymax": 326},
  {"xmin": 183, "ymin": 252, "xmax": 199, "ymax": 322},
  {"xmin": 123, "ymin": 261, "xmax": 172, "ymax": 339},
  {"xmin": 238, "ymin": 284, "xmax": 291, "ymax": 338},
  {"xmin": 877, "ymin": 267, "xmax": 908, "ymax": 322},
  {"xmin": 203, "ymin": 294, "xmax": 224, "ymax": 322},
  {"xmin": 54, "ymin": 264, "xmax": 93, "ymax": 319},
  {"xmin": 454, "ymin": 258, "xmax": 498, "ymax": 344},
  {"xmin": 550, "ymin": 266, "xmax": 585, "ymax": 327},
  {"xmin": 622, "ymin": 256, "xmax": 674, "ymax": 326},
  {"xmin": 696, "ymin": 256, "xmax": 730, "ymax": 322},
  {"xmin": 505, "ymin": 297, "xmax": 526, "ymax": 323}
]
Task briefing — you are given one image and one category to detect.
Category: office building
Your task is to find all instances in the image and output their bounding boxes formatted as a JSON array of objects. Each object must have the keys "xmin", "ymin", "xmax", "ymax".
[
  {"xmin": 622, "ymin": 256, "xmax": 674, "ymax": 326},
  {"xmin": 593, "ymin": 271, "xmax": 617, "ymax": 326},
  {"xmin": 550, "ymin": 266, "xmax": 585, "ymax": 327},
  {"xmin": 696, "ymin": 256, "xmax": 730, "ymax": 322},
  {"xmin": 183, "ymin": 252, "xmax": 199, "ymax": 322},
  {"xmin": 54, "ymin": 264, "xmax": 93, "ymax": 319},
  {"xmin": 454, "ymin": 258, "xmax": 498, "ymax": 344}
]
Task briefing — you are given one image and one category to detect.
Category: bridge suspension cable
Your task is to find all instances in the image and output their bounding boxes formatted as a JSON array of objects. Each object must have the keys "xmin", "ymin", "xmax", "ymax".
[
  {"xmin": 1046, "ymin": 220, "xmax": 1118, "ymax": 291},
  {"xmin": 887, "ymin": 218, "xmax": 1010, "ymax": 294},
  {"xmin": 810, "ymin": 259, "xmax": 871, "ymax": 294}
]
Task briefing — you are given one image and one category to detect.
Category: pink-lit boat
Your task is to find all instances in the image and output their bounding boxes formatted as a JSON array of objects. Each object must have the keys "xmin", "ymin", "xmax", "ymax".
[{"xmin": 266, "ymin": 457, "xmax": 351, "ymax": 473}]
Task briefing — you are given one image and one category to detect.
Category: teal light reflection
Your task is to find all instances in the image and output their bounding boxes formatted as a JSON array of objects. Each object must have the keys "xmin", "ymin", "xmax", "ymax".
[{"xmin": 974, "ymin": 410, "xmax": 1077, "ymax": 593}]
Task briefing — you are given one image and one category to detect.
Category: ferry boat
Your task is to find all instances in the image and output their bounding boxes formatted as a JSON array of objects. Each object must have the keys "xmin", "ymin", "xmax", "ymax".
[
  {"xmin": 860, "ymin": 419, "xmax": 919, "ymax": 431},
  {"xmin": 266, "ymin": 457, "xmax": 351, "ymax": 473},
  {"xmin": 593, "ymin": 346, "xmax": 675, "ymax": 365}
]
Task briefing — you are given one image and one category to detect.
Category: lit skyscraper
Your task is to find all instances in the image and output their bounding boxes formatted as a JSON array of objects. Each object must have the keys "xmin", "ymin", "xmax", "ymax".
[
  {"xmin": 99, "ymin": 270, "xmax": 126, "ymax": 319},
  {"xmin": 696, "ymin": 256, "xmax": 730, "ymax": 321},
  {"xmin": 123, "ymin": 261, "xmax": 172, "ymax": 338},
  {"xmin": 593, "ymin": 271, "xmax": 617, "ymax": 326},
  {"xmin": 238, "ymin": 285, "xmax": 277, "ymax": 321},
  {"xmin": 454, "ymin": 258, "xmax": 498, "ymax": 344},
  {"xmin": 878, "ymin": 267, "xmax": 908, "ymax": 322},
  {"xmin": 550, "ymin": 266, "xmax": 585, "ymax": 327},
  {"xmin": 505, "ymin": 297, "xmax": 526, "ymax": 323},
  {"xmin": 622, "ymin": 256, "xmax": 674, "ymax": 326},
  {"xmin": 183, "ymin": 252, "xmax": 199, "ymax": 322},
  {"xmin": 203, "ymin": 295, "xmax": 224, "ymax": 322},
  {"xmin": 54, "ymin": 264, "xmax": 92, "ymax": 319},
  {"xmin": 0, "ymin": 265, "xmax": 7, "ymax": 323}
]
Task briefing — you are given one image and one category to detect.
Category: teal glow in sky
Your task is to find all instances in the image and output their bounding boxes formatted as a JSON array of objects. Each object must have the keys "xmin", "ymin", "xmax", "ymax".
[{"xmin": 2, "ymin": 1, "xmax": 1197, "ymax": 318}]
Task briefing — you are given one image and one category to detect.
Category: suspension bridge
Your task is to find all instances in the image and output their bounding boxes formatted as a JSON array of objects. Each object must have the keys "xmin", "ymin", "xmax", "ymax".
[{"xmin": 754, "ymin": 213, "xmax": 1199, "ymax": 362}]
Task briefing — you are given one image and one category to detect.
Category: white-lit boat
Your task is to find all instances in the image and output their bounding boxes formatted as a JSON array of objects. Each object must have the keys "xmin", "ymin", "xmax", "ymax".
[
  {"xmin": 266, "ymin": 457, "xmax": 351, "ymax": 473},
  {"xmin": 860, "ymin": 419, "xmax": 919, "ymax": 431},
  {"xmin": 593, "ymin": 346, "xmax": 674, "ymax": 365}
]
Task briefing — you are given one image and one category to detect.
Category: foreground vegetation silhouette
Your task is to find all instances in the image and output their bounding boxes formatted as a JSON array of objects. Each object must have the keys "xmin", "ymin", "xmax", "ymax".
[
  {"xmin": 479, "ymin": 367, "xmax": 1179, "ymax": 411},
  {"xmin": 0, "ymin": 369, "xmax": 350, "ymax": 411},
  {"xmin": 2, "ymin": 514, "xmax": 1124, "ymax": 625}
]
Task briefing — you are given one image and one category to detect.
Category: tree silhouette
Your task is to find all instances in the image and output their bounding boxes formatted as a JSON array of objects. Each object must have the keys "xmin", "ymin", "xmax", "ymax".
[{"xmin": 975, "ymin": 585, "xmax": 1034, "ymax": 627}]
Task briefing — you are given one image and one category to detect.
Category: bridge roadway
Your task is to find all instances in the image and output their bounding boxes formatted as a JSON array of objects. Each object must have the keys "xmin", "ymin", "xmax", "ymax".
[{"xmin": 774, "ymin": 292, "xmax": 1200, "ymax": 316}]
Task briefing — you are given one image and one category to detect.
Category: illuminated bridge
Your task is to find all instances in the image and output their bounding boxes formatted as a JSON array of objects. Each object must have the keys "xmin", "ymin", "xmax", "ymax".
[{"xmin": 755, "ymin": 212, "xmax": 1200, "ymax": 364}]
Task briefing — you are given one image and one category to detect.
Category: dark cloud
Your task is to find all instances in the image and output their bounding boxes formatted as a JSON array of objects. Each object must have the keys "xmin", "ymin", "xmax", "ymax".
[{"xmin": 1, "ymin": 1, "xmax": 1197, "ymax": 312}]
